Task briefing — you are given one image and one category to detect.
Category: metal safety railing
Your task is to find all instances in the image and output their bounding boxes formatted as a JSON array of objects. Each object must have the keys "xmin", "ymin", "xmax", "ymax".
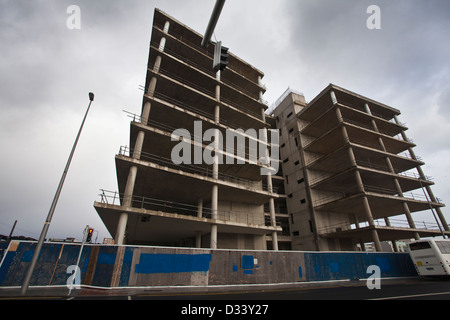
[
  {"xmin": 98, "ymin": 189, "xmax": 266, "ymax": 226},
  {"xmin": 117, "ymin": 146, "xmax": 278, "ymax": 194},
  {"xmin": 316, "ymin": 217, "xmax": 449, "ymax": 235}
]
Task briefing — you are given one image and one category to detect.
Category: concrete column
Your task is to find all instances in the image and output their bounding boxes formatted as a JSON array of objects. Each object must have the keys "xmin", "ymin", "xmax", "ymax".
[
  {"xmin": 266, "ymin": 175, "xmax": 279, "ymax": 251},
  {"xmin": 353, "ymin": 214, "xmax": 366, "ymax": 251},
  {"xmin": 362, "ymin": 196, "xmax": 382, "ymax": 252},
  {"xmin": 384, "ymin": 217, "xmax": 391, "ymax": 227},
  {"xmin": 197, "ymin": 198, "xmax": 203, "ymax": 218},
  {"xmin": 269, "ymin": 198, "xmax": 279, "ymax": 251},
  {"xmin": 391, "ymin": 241, "xmax": 399, "ymax": 252},
  {"xmin": 163, "ymin": 21, "xmax": 170, "ymax": 33},
  {"xmin": 350, "ymin": 146, "xmax": 382, "ymax": 251},
  {"xmin": 123, "ymin": 166, "xmax": 138, "ymax": 207},
  {"xmin": 115, "ymin": 213, "xmax": 128, "ymax": 246},
  {"xmin": 210, "ymin": 225, "xmax": 218, "ymax": 249},
  {"xmin": 195, "ymin": 198, "xmax": 203, "ymax": 248},
  {"xmin": 154, "ymin": 56, "xmax": 162, "ymax": 73},
  {"xmin": 115, "ymin": 165, "xmax": 138, "ymax": 245},
  {"xmin": 141, "ymin": 102, "xmax": 151, "ymax": 125},
  {"xmin": 330, "ymin": 90, "xmax": 338, "ymax": 105},
  {"xmin": 159, "ymin": 37, "xmax": 166, "ymax": 51},
  {"xmin": 195, "ymin": 231, "xmax": 202, "ymax": 248},
  {"xmin": 337, "ymin": 108, "xmax": 352, "ymax": 146},
  {"xmin": 354, "ymin": 169, "xmax": 365, "ymax": 193},
  {"xmin": 147, "ymin": 77, "xmax": 157, "ymax": 97},
  {"xmin": 133, "ymin": 131, "xmax": 145, "ymax": 160},
  {"xmin": 364, "ymin": 103, "xmax": 372, "ymax": 115},
  {"xmin": 393, "ymin": 175, "xmax": 420, "ymax": 239},
  {"xmin": 335, "ymin": 106, "xmax": 344, "ymax": 123},
  {"xmin": 364, "ymin": 104, "xmax": 380, "ymax": 133}
]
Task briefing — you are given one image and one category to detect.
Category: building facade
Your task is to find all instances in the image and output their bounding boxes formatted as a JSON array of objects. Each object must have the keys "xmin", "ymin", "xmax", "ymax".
[
  {"xmin": 272, "ymin": 85, "xmax": 450, "ymax": 251},
  {"xmin": 94, "ymin": 9, "xmax": 284, "ymax": 250},
  {"xmin": 94, "ymin": 9, "xmax": 449, "ymax": 252}
]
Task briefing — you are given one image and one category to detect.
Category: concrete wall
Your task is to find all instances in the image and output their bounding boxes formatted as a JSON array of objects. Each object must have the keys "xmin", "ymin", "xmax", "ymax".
[{"xmin": 0, "ymin": 241, "xmax": 417, "ymax": 288}]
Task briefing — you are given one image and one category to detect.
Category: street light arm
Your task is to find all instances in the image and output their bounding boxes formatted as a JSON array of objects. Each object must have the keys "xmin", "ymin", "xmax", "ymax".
[{"xmin": 201, "ymin": 0, "xmax": 226, "ymax": 48}]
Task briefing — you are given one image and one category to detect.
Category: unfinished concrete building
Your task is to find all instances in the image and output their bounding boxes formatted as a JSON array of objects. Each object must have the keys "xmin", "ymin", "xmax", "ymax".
[
  {"xmin": 272, "ymin": 85, "xmax": 450, "ymax": 251},
  {"xmin": 94, "ymin": 9, "xmax": 285, "ymax": 250}
]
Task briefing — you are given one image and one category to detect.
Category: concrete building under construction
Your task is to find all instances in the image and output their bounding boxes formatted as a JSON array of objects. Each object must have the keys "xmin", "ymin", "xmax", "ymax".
[
  {"xmin": 94, "ymin": 9, "xmax": 449, "ymax": 252},
  {"xmin": 94, "ymin": 8, "xmax": 285, "ymax": 250},
  {"xmin": 272, "ymin": 85, "xmax": 450, "ymax": 252}
]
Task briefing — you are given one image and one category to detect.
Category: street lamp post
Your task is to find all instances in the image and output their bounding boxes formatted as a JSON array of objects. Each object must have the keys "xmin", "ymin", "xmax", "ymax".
[{"xmin": 20, "ymin": 92, "xmax": 95, "ymax": 295}]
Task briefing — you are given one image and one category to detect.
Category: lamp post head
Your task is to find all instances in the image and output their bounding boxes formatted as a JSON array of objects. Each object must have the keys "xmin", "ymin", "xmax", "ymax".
[{"xmin": 89, "ymin": 92, "xmax": 94, "ymax": 102}]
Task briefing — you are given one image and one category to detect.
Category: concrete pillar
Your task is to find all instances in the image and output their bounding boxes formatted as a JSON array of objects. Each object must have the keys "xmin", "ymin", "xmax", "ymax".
[
  {"xmin": 330, "ymin": 90, "xmax": 338, "ymax": 105},
  {"xmin": 261, "ymin": 108, "xmax": 266, "ymax": 122},
  {"xmin": 115, "ymin": 213, "xmax": 128, "ymax": 246},
  {"xmin": 350, "ymin": 147, "xmax": 382, "ymax": 251},
  {"xmin": 195, "ymin": 198, "xmax": 203, "ymax": 249},
  {"xmin": 195, "ymin": 231, "xmax": 202, "ymax": 248},
  {"xmin": 159, "ymin": 37, "xmax": 166, "ymax": 51},
  {"xmin": 362, "ymin": 196, "xmax": 382, "ymax": 252},
  {"xmin": 197, "ymin": 198, "xmax": 203, "ymax": 218},
  {"xmin": 115, "ymin": 165, "xmax": 138, "ymax": 245},
  {"xmin": 269, "ymin": 198, "xmax": 279, "ymax": 251},
  {"xmin": 346, "ymin": 144, "xmax": 357, "ymax": 167},
  {"xmin": 141, "ymin": 102, "xmax": 151, "ymax": 125},
  {"xmin": 147, "ymin": 77, "xmax": 157, "ymax": 97},
  {"xmin": 163, "ymin": 21, "xmax": 170, "ymax": 33},
  {"xmin": 154, "ymin": 56, "xmax": 162, "ymax": 73},
  {"xmin": 392, "ymin": 241, "xmax": 399, "ymax": 253},
  {"xmin": 266, "ymin": 175, "xmax": 279, "ymax": 251},
  {"xmin": 123, "ymin": 166, "xmax": 138, "ymax": 207},
  {"xmin": 133, "ymin": 131, "xmax": 145, "ymax": 160},
  {"xmin": 335, "ymin": 106, "xmax": 344, "ymax": 123},
  {"xmin": 365, "ymin": 104, "xmax": 380, "ymax": 133},
  {"xmin": 210, "ymin": 225, "xmax": 218, "ymax": 249}
]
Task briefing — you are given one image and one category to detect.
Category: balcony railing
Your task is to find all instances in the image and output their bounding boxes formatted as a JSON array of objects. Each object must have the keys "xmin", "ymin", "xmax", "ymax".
[
  {"xmin": 316, "ymin": 217, "xmax": 449, "ymax": 235},
  {"xmin": 118, "ymin": 146, "xmax": 278, "ymax": 194},
  {"xmin": 98, "ymin": 189, "xmax": 266, "ymax": 226}
]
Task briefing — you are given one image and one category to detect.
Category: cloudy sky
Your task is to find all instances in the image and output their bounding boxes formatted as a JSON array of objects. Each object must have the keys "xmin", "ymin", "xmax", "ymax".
[{"xmin": 1, "ymin": 0, "xmax": 449, "ymax": 242}]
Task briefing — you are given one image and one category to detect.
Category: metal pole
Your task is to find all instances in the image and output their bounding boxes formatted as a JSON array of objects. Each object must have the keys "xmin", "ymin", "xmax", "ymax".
[
  {"xmin": 7, "ymin": 220, "xmax": 17, "ymax": 243},
  {"xmin": 201, "ymin": 0, "xmax": 226, "ymax": 47},
  {"xmin": 68, "ymin": 225, "xmax": 89, "ymax": 295},
  {"xmin": 21, "ymin": 92, "xmax": 94, "ymax": 295}
]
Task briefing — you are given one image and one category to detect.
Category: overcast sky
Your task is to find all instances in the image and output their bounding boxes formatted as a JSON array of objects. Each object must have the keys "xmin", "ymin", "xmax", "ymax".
[{"xmin": 1, "ymin": 0, "xmax": 449, "ymax": 242}]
